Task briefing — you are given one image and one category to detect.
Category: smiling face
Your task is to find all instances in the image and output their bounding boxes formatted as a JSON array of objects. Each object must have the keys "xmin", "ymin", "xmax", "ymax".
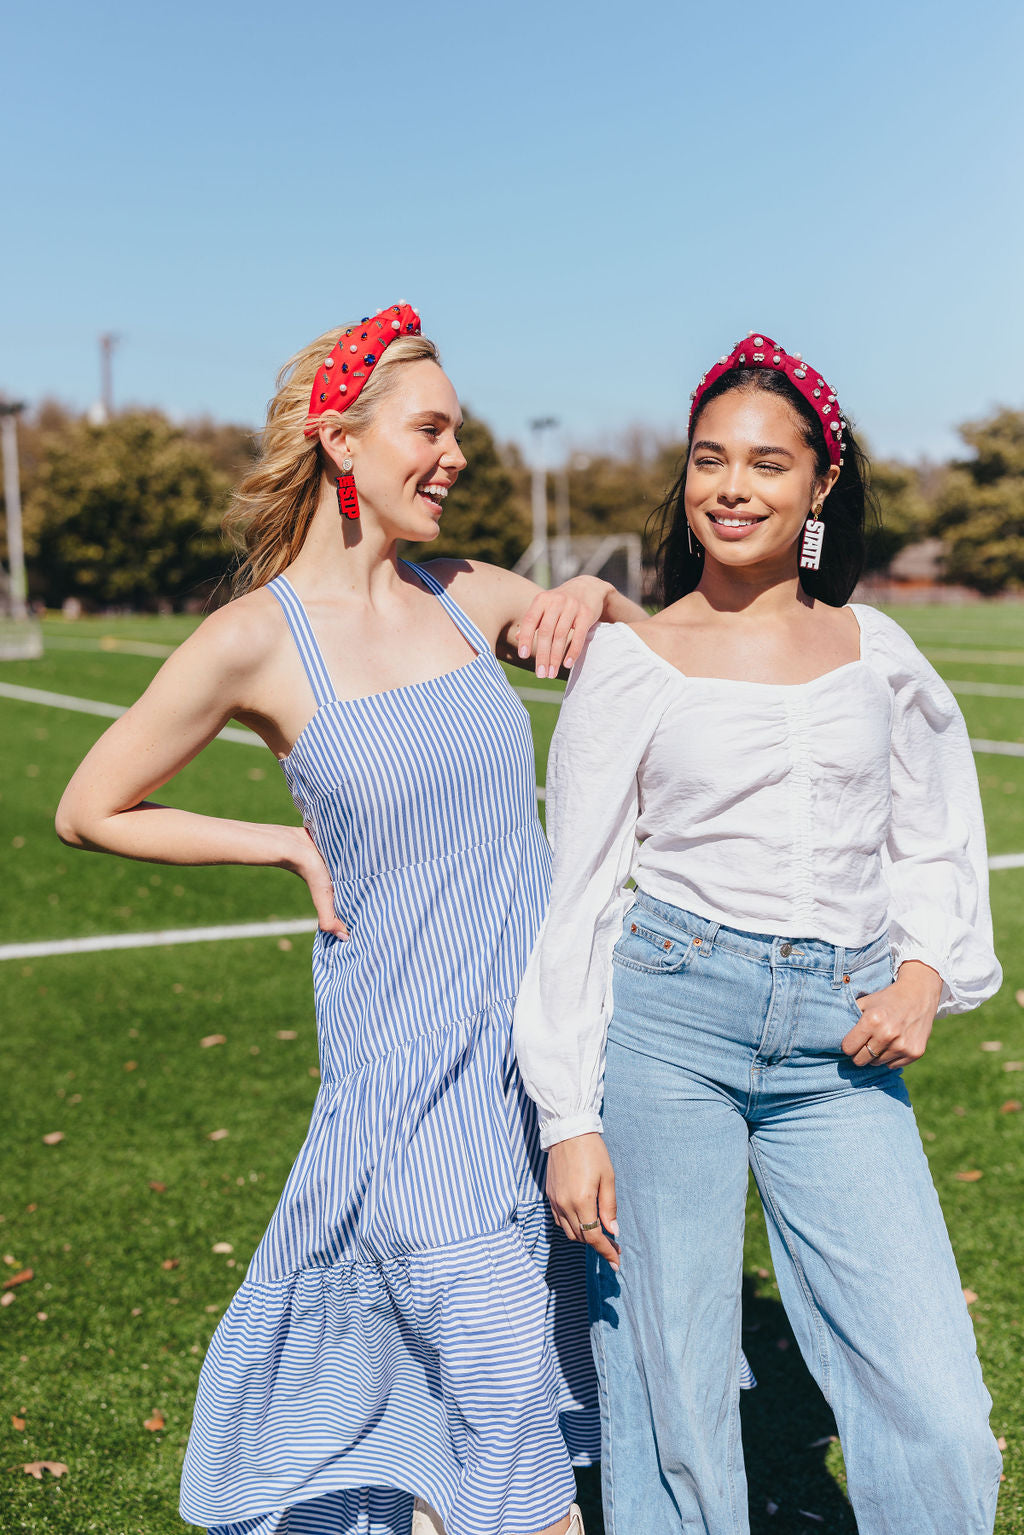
[
  {"xmin": 685, "ymin": 386, "xmax": 838, "ymax": 575},
  {"xmin": 328, "ymin": 359, "xmax": 467, "ymax": 542}
]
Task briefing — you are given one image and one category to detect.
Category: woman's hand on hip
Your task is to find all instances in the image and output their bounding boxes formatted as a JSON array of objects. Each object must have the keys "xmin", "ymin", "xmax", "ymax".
[
  {"xmin": 546, "ymin": 1132, "xmax": 620, "ymax": 1267},
  {"xmin": 842, "ymin": 960, "xmax": 943, "ymax": 1069},
  {"xmin": 280, "ymin": 824, "xmax": 349, "ymax": 938}
]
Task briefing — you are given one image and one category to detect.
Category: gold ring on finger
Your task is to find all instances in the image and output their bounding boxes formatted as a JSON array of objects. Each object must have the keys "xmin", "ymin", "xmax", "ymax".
[
  {"xmin": 865, "ymin": 1044, "xmax": 880, "ymax": 1060},
  {"xmin": 580, "ymin": 1219, "xmax": 601, "ymax": 1231}
]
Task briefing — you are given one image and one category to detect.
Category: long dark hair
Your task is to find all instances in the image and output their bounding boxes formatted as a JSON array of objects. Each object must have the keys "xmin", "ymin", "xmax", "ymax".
[{"xmin": 648, "ymin": 368, "xmax": 876, "ymax": 608}]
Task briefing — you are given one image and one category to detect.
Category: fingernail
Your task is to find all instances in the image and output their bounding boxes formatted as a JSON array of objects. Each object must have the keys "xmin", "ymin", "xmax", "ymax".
[
  {"xmin": 565, "ymin": 656, "xmax": 574, "ymax": 668},
  {"xmin": 519, "ymin": 646, "xmax": 529, "ymax": 658},
  {"xmin": 609, "ymin": 1220, "xmax": 619, "ymax": 1236},
  {"xmin": 610, "ymin": 1263, "xmax": 620, "ymax": 1273}
]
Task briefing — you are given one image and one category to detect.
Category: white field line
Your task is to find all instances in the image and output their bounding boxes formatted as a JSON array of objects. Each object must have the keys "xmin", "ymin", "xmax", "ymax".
[
  {"xmin": 0, "ymin": 681, "xmax": 260, "ymax": 746},
  {"xmin": 925, "ymin": 648, "xmax": 1024, "ymax": 666},
  {"xmin": 990, "ymin": 854, "xmax": 1024, "ymax": 871},
  {"xmin": 947, "ymin": 679, "xmax": 1024, "ymax": 700},
  {"xmin": 0, "ymin": 918, "xmax": 319, "ymax": 963},
  {"xmin": 42, "ymin": 634, "xmax": 176, "ymax": 658}
]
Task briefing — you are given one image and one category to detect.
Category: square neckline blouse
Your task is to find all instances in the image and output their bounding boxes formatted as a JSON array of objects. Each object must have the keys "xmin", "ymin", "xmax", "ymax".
[{"xmin": 615, "ymin": 602, "xmax": 866, "ymax": 691}]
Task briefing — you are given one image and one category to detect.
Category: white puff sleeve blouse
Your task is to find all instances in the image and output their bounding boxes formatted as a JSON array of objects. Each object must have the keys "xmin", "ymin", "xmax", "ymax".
[{"xmin": 513, "ymin": 608, "xmax": 1001, "ymax": 1149}]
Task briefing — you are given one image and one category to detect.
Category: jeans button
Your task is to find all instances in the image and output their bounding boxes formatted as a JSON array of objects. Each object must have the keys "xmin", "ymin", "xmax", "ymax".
[{"xmin": 780, "ymin": 942, "xmax": 792, "ymax": 956}]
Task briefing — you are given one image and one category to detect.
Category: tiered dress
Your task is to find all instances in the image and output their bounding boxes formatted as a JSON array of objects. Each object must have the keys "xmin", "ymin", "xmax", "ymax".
[{"xmin": 180, "ymin": 565, "xmax": 599, "ymax": 1535}]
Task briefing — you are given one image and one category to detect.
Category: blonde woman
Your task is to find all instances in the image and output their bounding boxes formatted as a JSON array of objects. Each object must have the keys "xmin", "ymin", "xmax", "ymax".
[{"xmin": 57, "ymin": 305, "xmax": 640, "ymax": 1535}]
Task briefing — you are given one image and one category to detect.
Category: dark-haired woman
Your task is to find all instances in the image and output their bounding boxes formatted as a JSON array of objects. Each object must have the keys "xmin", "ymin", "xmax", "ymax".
[{"xmin": 514, "ymin": 335, "xmax": 1003, "ymax": 1533}]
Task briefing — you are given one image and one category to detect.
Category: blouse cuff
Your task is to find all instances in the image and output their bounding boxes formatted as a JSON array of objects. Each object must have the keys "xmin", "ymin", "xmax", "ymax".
[
  {"xmin": 891, "ymin": 941, "xmax": 953, "ymax": 1011},
  {"xmin": 539, "ymin": 1110, "xmax": 604, "ymax": 1150}
]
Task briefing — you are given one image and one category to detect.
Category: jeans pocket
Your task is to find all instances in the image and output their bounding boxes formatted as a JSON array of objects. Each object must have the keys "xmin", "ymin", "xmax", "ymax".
[{"xmin": 612, "ymin": 915, "xmax": 693, "ymax": 976}]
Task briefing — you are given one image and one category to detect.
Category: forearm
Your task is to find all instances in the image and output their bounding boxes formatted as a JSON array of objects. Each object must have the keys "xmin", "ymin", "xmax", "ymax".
[
  {"xmin": 57, "ymin": 800, "xmax": 302, "ymax": 872},
  {"xmin": 600, "ymin": 585, "xmax": 647, "ymax": 624}
]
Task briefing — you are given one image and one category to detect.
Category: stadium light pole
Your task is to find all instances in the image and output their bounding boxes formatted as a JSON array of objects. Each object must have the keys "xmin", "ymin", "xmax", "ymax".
[
  {"xmin": 99, "ymin": 332, "xmax": 120, "ymax": 418},
  {"xmin": 0, "ymin": 399, "xmax": 28, "ymax": 620},
  {"xmin": 529, "ymin": 416, "xmax": 558, "ymax": 588}
]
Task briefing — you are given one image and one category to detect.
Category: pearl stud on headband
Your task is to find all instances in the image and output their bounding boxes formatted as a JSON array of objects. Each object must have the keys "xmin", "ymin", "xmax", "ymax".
[
  {"xmin": 304, "ymin": 302, "xmax": 422, "ymax": 436},
  {"xmin": 688, "ymin": 333, "xmax": 846, "ymax": 468}
]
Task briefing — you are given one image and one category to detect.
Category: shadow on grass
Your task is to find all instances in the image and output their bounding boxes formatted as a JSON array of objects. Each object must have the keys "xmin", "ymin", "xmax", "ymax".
[{"xmin": 575, "ymin": 1277, "xmax": 854, "ymax": 1535}]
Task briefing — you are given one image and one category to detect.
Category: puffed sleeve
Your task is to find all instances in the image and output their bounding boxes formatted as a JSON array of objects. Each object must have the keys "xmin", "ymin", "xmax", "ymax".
[
  {"xmin": 861, "ymin": 607, "xmax": 1002, "ymax": 1016},
  {"xmin": 513, "ymin": 623, "xmax": 667, "ymax": 1147}
]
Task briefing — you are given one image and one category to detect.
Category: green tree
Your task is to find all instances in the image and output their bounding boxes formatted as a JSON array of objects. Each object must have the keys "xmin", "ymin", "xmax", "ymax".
[
  {"xmin": 932, "ymin": 409, "xmax": 1024, "ymax": 594},
  {"xmin": 405, "ymin": 409, "xmax": 530, "ymax": 569},
  {"xmin": 21, "ymin": 412, "xmax": 232, "ymax": 608},
  {"xmin": 864, "ymin": 458, "xmax": 931, "ymax": 572}
]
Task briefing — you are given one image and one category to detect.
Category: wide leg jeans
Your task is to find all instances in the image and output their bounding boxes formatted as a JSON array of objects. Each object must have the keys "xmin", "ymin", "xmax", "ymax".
[{"xmin": 592, "ymin": 892, "xmax": 1001, "ymax": 1535}]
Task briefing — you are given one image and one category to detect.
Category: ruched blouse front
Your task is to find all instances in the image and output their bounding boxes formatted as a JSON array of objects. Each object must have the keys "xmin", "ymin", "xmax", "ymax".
[{"xmin": 514, "ymin": 605, "xmax": 1001, "ymax": 1149}]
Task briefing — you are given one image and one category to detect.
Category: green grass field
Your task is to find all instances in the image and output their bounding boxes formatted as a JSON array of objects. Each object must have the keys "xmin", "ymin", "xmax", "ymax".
[{"xmin": 2, "ymin": 606, "xmax": 1022, "ymax": 1535}]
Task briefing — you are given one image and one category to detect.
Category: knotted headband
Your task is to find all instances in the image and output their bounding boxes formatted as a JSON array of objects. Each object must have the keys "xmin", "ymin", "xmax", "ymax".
[
  {"xmin": 304, "ymin": 302, "xmax": 422, "ymax": 436},
  {"xmin": 688, "ymin": 333, "xmax": 846, "ymax": 468}
]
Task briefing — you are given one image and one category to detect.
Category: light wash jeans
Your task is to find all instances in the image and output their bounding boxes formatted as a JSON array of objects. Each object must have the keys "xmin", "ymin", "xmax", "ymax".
[{"xmin": 591, "ymin": 892, "xmax": 1001, "ymax": 1535}]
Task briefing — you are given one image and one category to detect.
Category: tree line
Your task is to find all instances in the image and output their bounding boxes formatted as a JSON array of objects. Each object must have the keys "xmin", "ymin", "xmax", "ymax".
[{"xmin": 2, "ymin": 399, "xmax": 1022, "ymax": 609}]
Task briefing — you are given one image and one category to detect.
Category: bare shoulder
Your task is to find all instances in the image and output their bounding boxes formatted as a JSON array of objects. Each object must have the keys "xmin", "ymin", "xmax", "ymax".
[
  {"xmin": 419, "ymin": 557, "xmax": 535, "ymax": 642},
  {"xmin": 626, "ymin": 597, "xmax": 703, "ymax": 661},
  {"xmin": 169, "ymin": 586, "xmax": 285, "ymax": 685}
]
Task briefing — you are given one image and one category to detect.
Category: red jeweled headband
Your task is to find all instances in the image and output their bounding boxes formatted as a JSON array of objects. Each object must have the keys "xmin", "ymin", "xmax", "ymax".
[
  {"xmin": 688, "ymin": 333, "xmax": 846, "ymax": 468},
  {"xmin": 304, "ymin": 302, "xmax": 421, "ymax": 436}
]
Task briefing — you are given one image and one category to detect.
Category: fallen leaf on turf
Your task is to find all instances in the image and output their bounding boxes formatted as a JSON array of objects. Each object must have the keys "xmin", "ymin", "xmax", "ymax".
[
  {"xmin": 1001, "ymin": 1101, "xmax": 1022, "ymax": 1114},
  {"xmin": 2, "ymin": 1255, "xmax": 14, "ymax": 1266},
  {"xmin": 1005, "ymin": 1062, "xmax": 1024, "ymax": 1072},
  {"xmin": 19, "ymin": 1461, "xmax": 68, "ymax": 1479},
  {"xmin": 204, "ymin": 1304, "xmax": 219, "ymax": 1313},
  {"xmin": 277, "ymin": 938, "xmax": 293, "ymax": 952},
  {"xmin": 149, "ymin": 1181, "xmax": 166, "ymax": 1193},
  {"xmin": 955, "ymin": 1170, "xmax": 984, "ymax": 1182},
  {"xmin": 123, "ymin": 1061, "xmax": 138, "ymax": 1071},
  {"xmin": 756, "ymin": 1267, "xmax": 770, "ymax": 1279},
  {"xmin": 807, "ymin": 1435, "xmax": 837, "ymax": 1448},
  {"xmin": 953, "ymin": 1105, "xmax": 967, "ymax": 1116},
  {"xmin": 963, "ymin": 1288, "xmax": 979, "ymax": 1304},
  {"xmin": 143, "ymin": 1410, "xmax": 165, "ymax": 1432},
  {"xmin": 0, "ymin": 1293, "xmax": 14, "ymax": 1307},
  {"xmin": 200, "ymin": 1035, "xmax": 226, "ymax": 1049},
  {"xmin": 980, "ymin": 1041, "xmax": 1003, "ymax": 1052},
  {"xmin": 309, "ymin": 1066, "xmax": 320, "ymax": 1078},
  {"xmin": 11, "ymin": 1417, "xmax": 25, "ymax": 1431},
  {"xmin": 2, "ymin": 1269, "xmax": 33, "ymax": 1291},
  {"xmin": 35, "ymin": 1312, "xmax": 47, "ymax": 1322},
  {"xmin": 998, "ymin": 1436, "xmax": 1008, "ymax": 1450},
  {"xmin": 131, "ymin": 1307, "xmax": 142, "ymax": 1316},
  {"xmin": 211, "ymin": 1242, "xmax": 233, "ymax": 1254},
  {"xmin": 41, "ymin": 1132, "xmax": 64, "ymax": 1145},
  {"xmin": 160, "ymin": 1258, "xmax": 179, "ymax": 1270},
  {"xmin": 276, "ymin": 1030, "xmax": 298, "ymax": 1041},
  {"xmin": 1015, "ymin": 990, "xmax": 1024, "ymax": 1008},
  {"xmin": 207, "ymin": 1129, "xmax": 229, "ymax": 1141}
]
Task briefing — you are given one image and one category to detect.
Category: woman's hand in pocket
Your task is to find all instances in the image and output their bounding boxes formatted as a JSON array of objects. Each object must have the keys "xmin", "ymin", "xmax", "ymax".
[
  {"xmin": 842, "ymin": 960, "xmax": 943, "ymax": 1069},
  {"xmin": 546, "ymin": 1132, "xmax": 620, "ymax": 1267}
]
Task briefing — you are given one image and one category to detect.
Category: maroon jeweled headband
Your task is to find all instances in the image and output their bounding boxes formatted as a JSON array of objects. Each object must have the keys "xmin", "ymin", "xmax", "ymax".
[{"xmin": 688, "ymin": 333, "xmax": 846, "ymax": 468}]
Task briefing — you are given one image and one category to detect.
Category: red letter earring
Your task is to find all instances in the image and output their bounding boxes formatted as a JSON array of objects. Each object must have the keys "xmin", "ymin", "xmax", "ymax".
[{"xmin": 335, "ymin": 457, "xmax": 360, "ymax": 520}]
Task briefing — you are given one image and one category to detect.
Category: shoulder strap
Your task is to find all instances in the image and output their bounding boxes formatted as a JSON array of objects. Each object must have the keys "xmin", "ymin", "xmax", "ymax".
[
  {"xmin": 404, "ymin": 560, "xmax": 491, "ymax": 656},
  {"xmin": 267, "ymin": 576, "xmax": 337, "ymax": 706}
]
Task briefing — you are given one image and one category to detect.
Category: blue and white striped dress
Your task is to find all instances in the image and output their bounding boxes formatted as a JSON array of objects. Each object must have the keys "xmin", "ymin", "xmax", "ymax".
[{"xmin": 180, "ymin": 564, "xmax": 599, "ymax": 1535}]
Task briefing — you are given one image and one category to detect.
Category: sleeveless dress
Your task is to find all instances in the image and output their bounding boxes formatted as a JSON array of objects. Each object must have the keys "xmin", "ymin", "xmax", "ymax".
[{"xmin": 180, "ymin": 564, "xmax": 599, "ymax": 1535}]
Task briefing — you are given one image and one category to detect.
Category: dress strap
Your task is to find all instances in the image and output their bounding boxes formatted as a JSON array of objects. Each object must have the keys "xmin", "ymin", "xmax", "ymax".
[
  {"xmin": 403, "ymin": 560, "xmax": 492, "ymax": 657},
  {"xmin": 267, "ymin": 576, "xmax": 338, "ymax": 707}
]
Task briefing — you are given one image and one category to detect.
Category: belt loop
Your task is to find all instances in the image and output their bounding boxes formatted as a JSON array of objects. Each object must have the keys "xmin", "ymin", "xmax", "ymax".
[
  {"xmin": 701, "ymin": 919, "xmax": 721, "ymax": 954},
  {"xmin": 833, "ymin": 944, "xmax": 847, "ymax": 987}
]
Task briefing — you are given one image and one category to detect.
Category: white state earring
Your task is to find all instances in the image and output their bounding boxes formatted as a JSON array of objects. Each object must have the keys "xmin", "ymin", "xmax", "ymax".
[
  {"xmin": 687, "ymin": 522, "xmax": 702, "ymax": 557},
  {"xmin": 799, "ymin": 501, "xmax": 825, "ymax": 571}
]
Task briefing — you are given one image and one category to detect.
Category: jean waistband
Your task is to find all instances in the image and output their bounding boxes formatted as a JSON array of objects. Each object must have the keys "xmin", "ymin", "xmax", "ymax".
[{"xmin": 632, "ymin": 890, "xmax": 891, "ymax": 981}]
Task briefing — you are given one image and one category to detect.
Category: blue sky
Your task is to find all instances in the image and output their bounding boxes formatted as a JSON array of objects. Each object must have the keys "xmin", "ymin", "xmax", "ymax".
[{"xmin": 2, "ymin": 0, "xmax": 1022, "ymax": 464}]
